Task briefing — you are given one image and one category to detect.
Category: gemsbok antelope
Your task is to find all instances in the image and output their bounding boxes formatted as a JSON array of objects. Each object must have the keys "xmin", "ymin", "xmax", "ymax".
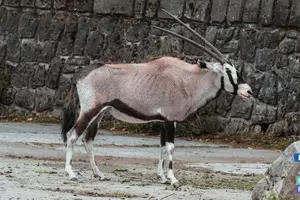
[{"xmin": 61, "ymin": 9, "xmax": 253, "ymax": 186}]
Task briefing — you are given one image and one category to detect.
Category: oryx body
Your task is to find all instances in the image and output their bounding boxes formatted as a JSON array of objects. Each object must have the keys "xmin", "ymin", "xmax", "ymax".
[{"xmin": 61, "ymin": 9, "xmax": 252, "ymax": 186}]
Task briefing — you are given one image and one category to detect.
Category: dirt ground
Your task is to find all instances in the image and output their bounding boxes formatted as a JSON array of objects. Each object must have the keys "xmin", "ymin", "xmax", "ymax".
[{"xmin": 0, "ymin": 122, "xmax": 281, "ymax": 200}]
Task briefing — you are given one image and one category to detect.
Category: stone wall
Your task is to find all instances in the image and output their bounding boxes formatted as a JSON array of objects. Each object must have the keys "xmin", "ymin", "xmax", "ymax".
[{"xmin": 1, "ymin": 0, "xmax": 300, "ymax": 136}]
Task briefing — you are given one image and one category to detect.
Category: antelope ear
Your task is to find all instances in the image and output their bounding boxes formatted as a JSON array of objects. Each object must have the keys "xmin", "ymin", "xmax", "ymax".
[{"xmin": 205, "ymin": 62, "xmax": 224, "ymax": 73}]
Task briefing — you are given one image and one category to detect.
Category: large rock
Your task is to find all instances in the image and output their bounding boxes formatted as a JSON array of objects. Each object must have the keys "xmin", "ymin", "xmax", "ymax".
[
  {"xmin": 35, "ymin": 87, "xmax": 55, "ymax": 112},
  {"xmin": 15, "ymin": 88, "xmax": 35, "ymax": 111},
  {"xmin": 251, "ymin": 141, "xmax": 300, "ymax": 200}
]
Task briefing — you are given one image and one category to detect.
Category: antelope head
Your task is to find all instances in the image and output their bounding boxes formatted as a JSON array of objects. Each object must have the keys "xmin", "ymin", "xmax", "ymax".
[{"xmin": 152, "ymin": 9, "xmax": 253, "ymax": 99}]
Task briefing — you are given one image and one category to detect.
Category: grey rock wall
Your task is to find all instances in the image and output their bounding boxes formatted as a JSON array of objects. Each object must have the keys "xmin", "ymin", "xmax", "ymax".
[{"xmin": 0, "ymin": 0, "xmax": 300, "ymax": 136}]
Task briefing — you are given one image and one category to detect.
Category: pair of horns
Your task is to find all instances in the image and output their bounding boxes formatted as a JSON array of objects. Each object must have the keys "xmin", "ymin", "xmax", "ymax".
[{"xmin": 152, "ymin": 9, "xmax": 228, "ymax": 65}]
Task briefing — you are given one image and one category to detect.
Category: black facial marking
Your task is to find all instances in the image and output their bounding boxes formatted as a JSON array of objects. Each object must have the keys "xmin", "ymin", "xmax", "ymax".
[
  {"xmin": 106, "ymin": 99, "xmax": 164, "ymax": 121},
  {"xmin": 225, "ymin": 68, "xmax": 238, "ymax": 94},
  {"xmin": 169, "ymin": 161, "xmax": 173, "ymax": 169},
  {"xmin": 220, "ymin": 76, "xmax": 224, "ymax": 90},
  {"xmin": 198, "ymin": 61, "xmax": 207, "ymax": 69}
]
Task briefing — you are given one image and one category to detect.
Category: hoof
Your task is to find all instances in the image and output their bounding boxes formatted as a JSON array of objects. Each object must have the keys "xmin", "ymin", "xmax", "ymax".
[
  {"xmin": 69, "ymin": 176, "xmax": 78, "ymax": 181},
  {"xmin": 159, "ymin": 179, "xmax": 170, "ymax": 184},
  {"xmin": 94, "ymin": 174, "xmax": 110, "ymax": 181},
  {"xmin": 171, "ymin": 181, "xmax": 181, "ymax": 189}
]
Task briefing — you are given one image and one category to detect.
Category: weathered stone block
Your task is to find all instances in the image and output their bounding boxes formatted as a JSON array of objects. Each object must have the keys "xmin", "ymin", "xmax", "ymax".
[
  {"xmin": 57, "ymin": 20, "xmax": 78, "ymax": 56},
  {"xmin": 227, "ymin": 0, "xmax": 244, "ymax": 23},
  {"xmin": 242, "ymin": 0, "xmax": 260, "ymax": 23},
  {"xmin": 35, "ymin": 87, "xmax": 55, "ymax": 112},
  {"xmin": 274, "ymin": 0, "xmax": 291, "ymax": 26},
  {"xmin": 158, "ymin": 0, "xmax": 185, "ymax": 19},
  {"xmin": 73, "ymin": 17, "xmax": 89, "ymax": 56},
  {"xmin": 224, "ymin": 118, "xmax": 251, "ymax": 135},
  {"xmin": 296, "ymin": 36, "xmax": 300, "ymax": 52},
  {"xmin": 125, "ymin": 21, "xmax": 150, "ymax": 43},
  {"xmin": 1, "ymin": 86, "xmax": 16, "ymax": 105},
  {"xmin": 286, "ymin": 30, "xmax": 297, "ymax": 39},
  {"xmin": 211, "ymin": 0, "xmax": 229, "ymax": 23},
  {"xmin": 240, "ymin": 28, "xmax": 257, "ymax": 62},
  {"xmin": 145, "ymin": 0, "xmax": 158, "ymax": 18},
  {"xmin": 31, "ymin": 64, "xmax": 45, "ymax": 89},
  {"xmin": 55, "ymin": 74, "xmax": 72, "ymax": 106},
  {"xmin": 54, "ymin": 0, "xmax": 66, "ymax": 9},
  {"xmin": 6, "ymin": 33, "xmax": 20, "ymax": 62},
  {"xmin": 215, "ymin": 91, "xmax": 235, "ymax": 116},
  {"xmin": 15, "ymin": 89, "xmax": 35, "ymax": 111},
  {"xmin": 1, "ymin": 8, "xmax": 20, "ymax": 33},
  {"xmin": 258, "ymin": 73, "xmax": 278, "ymax": 105},
  {"xmin": 93, "ymin": 0, "xmax": 135, "ymax": 16},
  {"xmin": 11, "ymin": 63, "xmax": 34, "ymax": 87},
  {"xmin": 65, "ymin": 56, "xmax": 89, "ymax": 66},
  {"xmin": 45, "ymin": 57, "xmax": 64, "ymax": 89},
  {"xmin": 215, "ymin": 27, "xmax": 238, "ymax": 53},
  {"xmin": 242, "ymin": 63, "xmax": 264, "ymax": 97},
  {"xmin": 35, "ymin": 0, "xmax": 51, "ymax": 8},
  {"xmin": 288, "ymin": 0, "xmax": 300, "ymax": 27},
  {"xmin": 38, "ymin": 41, "xmax": 57, "ymax": 63},
  {"xmin": 230, "ymin": 96, "xmax": 253, "ymax": 119},
  {"xmin": 21, "ymin": 39, "xmax": 39, "ymax": 62},
  {"xmin": 255, "ymin": 48, "xmax": 276, "ymax": 71},
  {"xmin": 36, "ymin": 13, "xmax": 52, "ymax": 42},
  {"xmin": 84, "ymin": 30, "xmax": 104, "ymax": 59},
  {"xmin": 284, "ymin": 112, "xmax": 300, "ymax": 135},
  {"xmin": 183, "ymin": 25, "xmax": 205, "ymax": 55},
  {"xmin": 134, "ymin": 0, "xmax": 146, "ymax": 18},
  {"xmin": 260, "ymin": 0, "xmax": 274, "ymax": 25},
  {"xmin": 3, "ymin": 0, "xmax": 20, "ymax": 7},
  {"xmin": 205, "ymin": 26, "xmax": 217, "ymax": 44},
  {"xmin": 278, "ymin": 38, "xmax": 295, "ymax": 54},
  {"xmin": 0, "ymin": 36, "xmax": 7, "ymax": 60},
  {"xmin": 49, "ymin": 16, "xmax": 65, "ymax": 41},
  {"xmin": 19, "ymin": 12, "xmax": 39, "ymax": 38},
  {"xmin": 252, "ymin": 101, "xmax": 277, "ymax": 124},
  {"xmin": 257, "ymin": 29, "xmax": 285, "ymax": 49},
  {"xmin": 21, "ymin": 0, "xmax": 35, "ymax": 7},
  {"xmin": 67, "ymin": 0, "xmax": 93, "ymax": 12},
  {"xmin": 184, "ymin": 0, "xmax": 211, "ymax": 22}
]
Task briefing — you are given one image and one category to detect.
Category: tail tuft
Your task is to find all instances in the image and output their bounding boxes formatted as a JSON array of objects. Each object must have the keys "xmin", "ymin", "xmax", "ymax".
[{"xmin": 61, "ymin": 84, "xmax": 78, "ymax": 143}]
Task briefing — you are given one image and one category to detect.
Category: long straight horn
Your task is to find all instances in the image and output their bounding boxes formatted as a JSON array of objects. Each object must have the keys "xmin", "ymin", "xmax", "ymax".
[
  {"xmin": 152, "ymin": 25, "xmax": 225, "ymax": 64},
  {"xmin": 161, "ymin": 9, "xmax": 228, "ymax": 63}
]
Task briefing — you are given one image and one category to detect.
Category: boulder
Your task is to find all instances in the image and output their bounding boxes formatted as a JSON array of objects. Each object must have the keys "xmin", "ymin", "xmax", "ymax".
[{"xmin": 252, "ymin": 141, "xmax": 300, "ymax": 200}]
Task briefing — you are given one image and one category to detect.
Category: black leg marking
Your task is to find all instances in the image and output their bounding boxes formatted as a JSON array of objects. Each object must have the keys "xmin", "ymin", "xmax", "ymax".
[
  {"xmin": 160, "ymin": 122, "xmax": 166, "ymax": 147},
  {"xmin": 164, "ymin": 120, "xmax": 175, "ymax": 143},
  {"xmin": 169, "ymin": 161, "xmax": 173, "ymax": 169}
]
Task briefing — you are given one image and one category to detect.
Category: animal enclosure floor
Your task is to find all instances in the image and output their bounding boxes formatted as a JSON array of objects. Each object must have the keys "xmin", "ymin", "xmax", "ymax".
[{"xmin": 0, "ymin": 123, "xmax": 280, "ymax": 200}]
